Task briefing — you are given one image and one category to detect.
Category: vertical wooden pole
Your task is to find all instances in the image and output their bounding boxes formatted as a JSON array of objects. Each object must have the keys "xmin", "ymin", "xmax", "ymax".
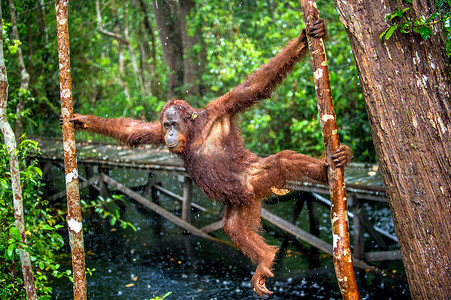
[
  {"xmin": 351, "ymin": 197, "xmax": 364, "ymax": 260},
  {"xmin": 55, "ymin": 1, "xmax": 87, "ymax": 299},
  {"xmin": 299, "ymin": 1, "xmax": 360, "ymax": 299},
  {"xmin": 99, "ymin": 168, "xmax": 109, "ymax": 200},
  {"xmin": 182, "ymin": 176, "xmax": 192, "ymax": 222}
]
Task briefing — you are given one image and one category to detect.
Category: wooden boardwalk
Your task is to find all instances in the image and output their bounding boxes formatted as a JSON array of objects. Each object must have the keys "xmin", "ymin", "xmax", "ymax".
[{"xmin": 35, "ymin": 138, "xmax": 400, "ymax": 268}]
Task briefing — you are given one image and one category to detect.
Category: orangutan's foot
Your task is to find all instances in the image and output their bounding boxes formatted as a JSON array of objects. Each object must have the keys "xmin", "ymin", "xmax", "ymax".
[{"xmin": 251, "ymin": 264, "xmax": 274, "ymax": 297}]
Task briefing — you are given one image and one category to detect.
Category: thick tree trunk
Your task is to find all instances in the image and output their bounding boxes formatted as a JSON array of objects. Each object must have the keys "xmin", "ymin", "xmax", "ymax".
[
  {"xmin": 334, "ymin": 1, "xmax": 451, "ymax": 299},
  {"xmin": 152, "ymin": 0, "xmax": 184, "ymax": 99}
]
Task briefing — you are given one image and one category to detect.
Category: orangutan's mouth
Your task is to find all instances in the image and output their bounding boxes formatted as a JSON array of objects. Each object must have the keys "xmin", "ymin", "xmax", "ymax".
[{"xmin": 167, "ymin": 142, "xmax": 179, "ymax": 149}]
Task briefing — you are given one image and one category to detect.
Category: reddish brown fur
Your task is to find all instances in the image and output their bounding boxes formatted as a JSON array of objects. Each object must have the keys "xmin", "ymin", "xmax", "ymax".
[{"xmin": 67, "ymin": 19, "xmax": 352, "ymax": 297}]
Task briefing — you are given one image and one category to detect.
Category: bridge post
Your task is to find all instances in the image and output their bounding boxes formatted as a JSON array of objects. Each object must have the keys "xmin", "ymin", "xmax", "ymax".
[
  {"xmin": 99, "ymin": 167, "xmax": 109, "ymax": 200},
  {"xmin": 351, "ymin": 196, "xmax": 365, "ymax": 260},
  {"xmin": 182, "ymin": 176, "xmax": 192, "ymax": 222}
]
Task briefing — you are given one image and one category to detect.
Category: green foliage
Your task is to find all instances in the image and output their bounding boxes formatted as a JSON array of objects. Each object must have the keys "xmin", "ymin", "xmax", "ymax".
[
  {"xmin": 437, "ymin": 0, "xmax": 451, "ymax": 56},
  {"xmin": 380, "ymin": 0, "xmax": 451, "ymax": 43},
  {"xmin": 7, "ymin": 88, "xmax": 36, "ymax": 124},
  {"xmin": 190, "ymin": 0, "xmax": 374, "ymax": 160},
  {"xmin": 81, "ymin": 194, "xmax": 137, "ymax": 232},
  {"xmin": 0, "ymin": 138, "xmax": 67, "ymax": 300},
  {"xmin": 3, "ymin": 0, "xmax": 384, "ymax": 161}
]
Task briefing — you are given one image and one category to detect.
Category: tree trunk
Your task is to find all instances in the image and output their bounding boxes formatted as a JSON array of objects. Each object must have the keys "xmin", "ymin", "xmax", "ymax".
[
  {"xmin": 152, "ymin": 0, "xmax": 184, "ymax": 98},
  {"xmin": 136, "ymin": 0, "xmax": 165, "ymax": 99},
  {"xmin": 55, "ymin": 1, "xmax": 87, "ymax": 299},
  {"xmin": 0, "ymin": 6, "xmax": 37, "ymax": 300},
  {"xmin": 333, "ymin": 1, "xmax": 451, "ymax": 299},
  {"xmin": 121, "ymin": 2, "xmax": 145, "ymax": 96},
  {"xmin": 9, "ymin": 0, "xmax": 31, "ymax": 138},
  {"xmin": 300, "ymin": 1, "xmax": 360, "ymax": 298},
  {"xmin": 179, "ymin": 0, "xmax": 202, "ymax": 97}
]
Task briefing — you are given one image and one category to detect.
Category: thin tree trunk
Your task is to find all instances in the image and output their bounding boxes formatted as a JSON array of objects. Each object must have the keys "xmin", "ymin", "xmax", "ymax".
[
  {"xmin": 115, "ymin": 22, "xmax": 131, "ymax": 105},
  {"xmin": 334, "ymin": 0, "xmax": 451, "ymax": 298},
  {"xmin": 300, "ymin": 1, "xmax": 360, "ymax": 299},
  {"xmin": 55, "ymin": 1, "xmax": 87, "ymax": 299},
  {"xmin": 0, "ymin": 6, "xmax": 37, "ymax": 300},
  {"xmin": 136, "ymin": 0, "xmax": 163, "ymax": 98},
  {"xmin": 179, "ymin": 0, "xmax": 201, "ymax": 97},
  {"xmin": 8, "ymin": 0, "xmax": 31, "ymax": 138},
  {"xmin": 152, "ymin": 0, "xmax": 184, "ymax": 98},
  {"xmin": 121, "ymin": 1, "xmax": 144, "ymax": 95}
]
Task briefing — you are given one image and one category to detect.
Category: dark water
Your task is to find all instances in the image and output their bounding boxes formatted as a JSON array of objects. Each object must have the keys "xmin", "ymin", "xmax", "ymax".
[{"xmin": 50, "ymin": 170, "xmax": 410, "ymax": 300}]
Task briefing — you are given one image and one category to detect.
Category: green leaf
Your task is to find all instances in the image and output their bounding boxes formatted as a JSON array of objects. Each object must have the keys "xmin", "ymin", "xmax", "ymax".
[
  {"xmin": 385, "ymin": 24, "xmax": 399, "ymax": 40},
  {"xmin": 39, "ymin": 261, "xmax": 45, "ymax": 270},
  {"xmin": 5, "ymin": 244, "xmax": 15, "ymax": 260},
  {"xmin": 9, "ymin": 227, "xmax": 21, "ymax": 240},
  {"xmin": 52, "ymin": 233, "xmax": 64, "ymax": 247},
  {"xmin": 128, "ymin": 223, "xmax": 137, "ymax": 232},
  {"xmin": 419, "ymin": 26, "xmax": 432, "ymax": 40},
  {"xmin": 379, "ymin": 27, "xmax": 389, "ymax": 42},
  {"xmin": 33, "ymin": 166, "xmax": 43, "ymax": 177},
  {"xmin": 41, "ymin": 224, "xmax": 54, "ymax": 231},
  {"xmin": 386, "ymin": 8, "xmax": 410, "ymax": 21}
]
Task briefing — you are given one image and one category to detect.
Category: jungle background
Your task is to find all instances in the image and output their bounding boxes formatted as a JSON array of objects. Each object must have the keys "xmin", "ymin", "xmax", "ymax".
[{"xmin": 3, "ymin": 0, "xmax": 385, "ymax": 162}]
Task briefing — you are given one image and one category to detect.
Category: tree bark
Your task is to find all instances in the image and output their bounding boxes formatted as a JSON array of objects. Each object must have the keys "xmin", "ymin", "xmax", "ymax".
[
  {"xmin": 55, "ymin": 1, "xmax": 87, "ymax": 299},
  {"xmin": 152, "ymin": 0, "xmax": 184, "ymax": 98},
  {"xmin": 300, "ymin": 1, "xmax": 360, "ymax": 299},
  {"xmin": 8, "ymin": 0, "xmax": 31, "ymax": 138},
  {"xmin": 334, "ymin": 1, "xmax": 451, "ymax": 299},
  {"xmin": 0, "ymin": 6, "xmax": 37, "ymax": 300},
  {"xmin": 136, "ymin": 0, "xmax": 164, "ymax": 98},
  {"xmin": 179, "ymin": 0, "xmax": 202, "ymax": 97}
]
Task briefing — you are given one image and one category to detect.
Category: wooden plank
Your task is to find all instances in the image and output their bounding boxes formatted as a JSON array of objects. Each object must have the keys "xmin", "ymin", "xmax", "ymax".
[
  {"xmin": 312, "ymin": 192, "xmax": 397, "ymax": 242},
  {"xmin": 100, "ymin": 174, "xmax": 217, "ymax": 242},
  {"xmin": 201, "ymin": 220, "xmax": 224, "ymax": 233},
  {"xmin": 154, "ymin": 184, "xmax": 183, "ymax": 201},
  {"xmin": 38, "ymin": 157, "xmax": 187, "ymax": 175},
  {"xmin": 261, "ymin": 208, "xmax": 333, "ymax": 255},
  {"xmin": 365, "ymin": 250, "xmax": 402, "ymax": 261},
  {"xmin": 153, "ymin": 184, "xmax": 206, "ymax": 212},
  {"xmin": 261, "ymin": 208, "xmax": 372, "ymax": 270}
]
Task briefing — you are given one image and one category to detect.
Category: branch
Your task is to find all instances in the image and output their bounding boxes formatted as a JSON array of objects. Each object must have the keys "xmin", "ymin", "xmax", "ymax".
[
  {"xmin": 55, "ymin": 1, "xmax": 87, "ymax": 299},
  {"xmin": 95, "ymin": 0, "xmax": 128, "ymax": 44},
  {"xmin": 299, "ymin": 1, "xmax": 361, "ymax": 299}
]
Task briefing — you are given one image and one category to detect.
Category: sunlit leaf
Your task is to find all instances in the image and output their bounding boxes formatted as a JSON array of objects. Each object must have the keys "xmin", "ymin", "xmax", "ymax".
[
  {"xmin": 33, "ymin": 166, "xmax": 43, "ymax": 177},
  {"xmin": 385, "ymin": 24, "xmax": 399, "ymax": 40}
]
